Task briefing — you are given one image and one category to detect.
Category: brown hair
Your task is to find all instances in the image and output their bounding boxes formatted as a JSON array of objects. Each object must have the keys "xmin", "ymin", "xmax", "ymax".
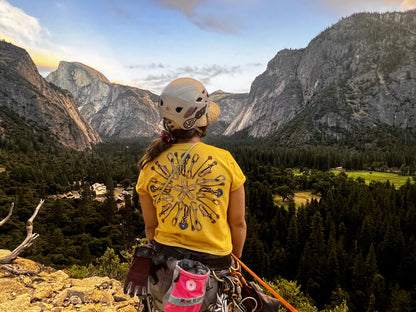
[{"xmin": 139, "ymin": 127, "xmax": 207, "ymax": 169}]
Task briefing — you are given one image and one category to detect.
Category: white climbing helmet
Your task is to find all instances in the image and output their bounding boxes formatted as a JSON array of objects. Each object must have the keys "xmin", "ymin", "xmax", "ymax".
[{"xmin": 158, "ymin": 78, "xmax": 220, "ymax": 130}]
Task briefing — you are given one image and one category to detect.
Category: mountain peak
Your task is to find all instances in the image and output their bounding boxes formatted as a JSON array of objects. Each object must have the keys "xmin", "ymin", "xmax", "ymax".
[
  {"xmin": 49, "ymin": 61, "xmax": 111, "ymax": 88},
  {"xmin": 0, "ymin": 42, "xmax": 101, "ymax": 150},
  {"xmin": 72, "ymin": 61, "xmax": 111, "ymax": 83},
  {"xmin": 47, "ymin": 61, "xmax": 161, "ymax": 138}
]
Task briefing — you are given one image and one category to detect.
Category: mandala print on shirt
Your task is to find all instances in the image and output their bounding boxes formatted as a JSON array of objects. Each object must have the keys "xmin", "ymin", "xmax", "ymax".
[{"xmin": 150, "ymin": 151, "xmax": 224, "ymax": 231}]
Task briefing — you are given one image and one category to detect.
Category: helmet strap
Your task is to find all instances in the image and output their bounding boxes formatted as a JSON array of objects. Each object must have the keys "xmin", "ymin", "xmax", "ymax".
[{"xmin": 194, "ymin": 127, "xmax": 207, "ymax": 138}]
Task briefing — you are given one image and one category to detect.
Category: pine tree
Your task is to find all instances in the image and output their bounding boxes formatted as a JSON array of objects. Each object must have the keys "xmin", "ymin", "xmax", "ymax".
[
  {"xmin": 398, "ymin": 235, "xmax": 416, "ymax": 289},
  {"xmin": 388, "ymin": 283, "xmax": 412, "ymax": 312},
  {"xmin": 102, "ymin": 179, "xmax": 117, "ymax": 224},
  {"xmin": 366, "ymin": 294, "xmax": 376, "ymax": 312},
  {"xmin": 352, "ymin": 252, "xmax": 367, "ymax": 296},
  {"xmin": 326, "ymin": 230, "xmax": 340, "ymax": 290},
  {"xmin": 309, "ymin": 212, "xmax": 326, "ymax": 277},
  {"xmin": 287, "ymin": 213, "xmax": 300, "ymax": 278},
  {"xmin": 371, "ymin": 274, "xmax": 386, "ymax": 312},
  {"xmin": 359, "ymin": 215, "xmax": 375, "ymax": 254},
  {"xmin": 378, "ymin": 217, "xmax": 405, "ymax": 282},
  {"xmin": 365, "ymin": 243, "xmax": 378, "ymax": 289},
  {"xmin": 80, "ymin": 242, "xmax": 92, "ymax": 265}
]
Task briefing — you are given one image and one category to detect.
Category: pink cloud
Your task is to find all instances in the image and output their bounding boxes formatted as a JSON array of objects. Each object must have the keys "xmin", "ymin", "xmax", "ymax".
[{"xmin": 321, "ymin": 0, "xmax": 416, "ymax": 14}]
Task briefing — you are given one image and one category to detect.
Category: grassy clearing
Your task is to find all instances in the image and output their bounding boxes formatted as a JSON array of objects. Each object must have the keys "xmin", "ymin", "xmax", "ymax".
[
  {"xmin": 293, "ymin": 191, "xmax": 321, "ymax": 206},
  {"xmin": 275, "ymin": 191, "xmax": 321, "ymax": 208},
  {"xmin": 330, "ymin": 170, "xmax": 414, "ymax": 188}
]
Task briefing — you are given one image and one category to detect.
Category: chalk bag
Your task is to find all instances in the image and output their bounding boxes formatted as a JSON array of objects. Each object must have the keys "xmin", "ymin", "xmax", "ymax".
[{"xmin": 164, "ymin": 259, "xmax": 210, "ymax": 312}]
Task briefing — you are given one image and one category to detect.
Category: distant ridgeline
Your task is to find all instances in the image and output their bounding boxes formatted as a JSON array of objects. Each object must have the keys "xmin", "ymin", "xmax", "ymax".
[{"xmin": 2, "ymin": 11, "xmax": 416, "ymax": 149}]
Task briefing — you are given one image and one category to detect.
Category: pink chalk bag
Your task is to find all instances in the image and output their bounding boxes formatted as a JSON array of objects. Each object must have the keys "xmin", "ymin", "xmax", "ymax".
[{"xmin": 163, "ymin": 259, "xmax": 210, "ymax": 312}]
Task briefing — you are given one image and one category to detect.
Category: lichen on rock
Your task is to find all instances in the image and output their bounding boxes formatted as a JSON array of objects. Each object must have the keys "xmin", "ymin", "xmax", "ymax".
[{"xmin": 0, "ymin": 249, "xmax": 141, "ymax": 312}]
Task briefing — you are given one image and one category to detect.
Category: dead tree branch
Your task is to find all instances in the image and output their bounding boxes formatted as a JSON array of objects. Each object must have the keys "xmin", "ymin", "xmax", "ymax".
[
  {"xmin": 0, "ymin": 263, "xmax": 42, "ymax": 275},
  {"xmin": 0, "ymin": 202, "xmax": 14, "ymax": 227},
  {"xmin": 0, "ymin": 199, "xmax": 44, "ymax": 264}
]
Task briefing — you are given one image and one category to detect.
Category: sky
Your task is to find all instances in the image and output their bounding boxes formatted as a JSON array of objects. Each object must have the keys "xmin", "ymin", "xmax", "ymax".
[{"xmin": 1, "ymin": 0, "xmax": 415, "ymax": 94}]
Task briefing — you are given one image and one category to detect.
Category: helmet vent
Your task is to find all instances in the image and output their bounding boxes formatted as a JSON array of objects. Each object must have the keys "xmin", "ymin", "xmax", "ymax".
[
  {"xmin": 159, "ymin": 99, "xmax": 164, "ymax": 106},
  {"xmin": 184, "ymin": 107, "xmax": 197, "ymax": 118},
  {"xmin": 196, "ymin": 97, "xmax": 203, "ymax": 102},
  {"xmin": 175, "ymin": 107, "xmax": 183, "ymax": 113}
]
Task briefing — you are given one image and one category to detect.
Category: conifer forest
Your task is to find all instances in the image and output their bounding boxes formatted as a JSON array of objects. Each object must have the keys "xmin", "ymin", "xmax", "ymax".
[{"xmin": 1, "ymin": 111, "xmax": 416, "ymax": 311}]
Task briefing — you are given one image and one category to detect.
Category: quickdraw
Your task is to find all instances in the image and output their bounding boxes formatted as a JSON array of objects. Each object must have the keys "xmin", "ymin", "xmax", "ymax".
[{"xmin": 209, "ymin": 263, "xmax": 259, "ymax": 312}]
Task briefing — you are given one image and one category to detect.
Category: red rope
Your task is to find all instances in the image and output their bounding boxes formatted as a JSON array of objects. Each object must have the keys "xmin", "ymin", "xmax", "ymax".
[{"xmin": 231, "ymin": 254, "xmax": 298, "ymax": 312}]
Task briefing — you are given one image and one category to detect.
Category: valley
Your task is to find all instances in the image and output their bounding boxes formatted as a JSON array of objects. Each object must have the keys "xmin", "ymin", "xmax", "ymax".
[
  {"xmin": 1, "ymin": 8, "xmax": 416, "ymax": 312},
  {"xmin": 330, "ymin": 169, "xmax": 414, "ymax": 188}
]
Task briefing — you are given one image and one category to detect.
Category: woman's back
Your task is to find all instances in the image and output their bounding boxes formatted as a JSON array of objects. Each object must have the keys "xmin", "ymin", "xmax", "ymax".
[{"xmin": 136, "ymin": 142, "xmax": 245, "ymax": 255}]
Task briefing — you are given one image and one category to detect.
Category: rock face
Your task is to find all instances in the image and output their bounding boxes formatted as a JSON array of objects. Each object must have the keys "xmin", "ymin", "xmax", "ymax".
[
  {"xmin": 209, "ymin": 91, "xmax": 248, "ymax": 135},
  {"xmin": 46, "ymin": 62, "xmax": 161, "ymax": 138},
  {"xmin": 0, "ymin": 250, "xmax": 140, "ymax": 312},
  {"xmin": 0, "ymin": 41, "xmax": 101, "ymax": 150},
  {"xmin": 225, "ymin": 10, "xmax": 416, "ymax": 143}
]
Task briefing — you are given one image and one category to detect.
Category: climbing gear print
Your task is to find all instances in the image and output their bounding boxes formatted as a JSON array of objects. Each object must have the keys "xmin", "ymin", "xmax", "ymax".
[{"xmin": 151, "ymin": 151, "xmax": 224, "ymax": 231}]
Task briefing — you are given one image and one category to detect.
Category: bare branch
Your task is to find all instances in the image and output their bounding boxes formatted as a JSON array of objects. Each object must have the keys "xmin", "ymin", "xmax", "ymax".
[
  {"xmin": 0, "ymin": 263, "xmax": 41, "ymax": 275},
  {"xmin": 0, "ymin": 200, "xmax": 44, "ymax": 264},
  {"xmin": 0, "ymin": 202, "xmax": 14, "ymax": 227}
]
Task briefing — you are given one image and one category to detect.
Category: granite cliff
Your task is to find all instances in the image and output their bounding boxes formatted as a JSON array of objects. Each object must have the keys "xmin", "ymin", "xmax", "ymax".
[
  {"xmin": 209, "ymin": 90, "xmax": 248, "ymax": 135},
  {"xmin": 225, "ymin": 10, "xmax": 416, "ymax": 144},
  {"xmin": 46, "ymin": 62, "xmax": 160, "ymax": 138},
  {"xmin": 0, "ymin": 41, "xmax": 101, "ymax": 150}
]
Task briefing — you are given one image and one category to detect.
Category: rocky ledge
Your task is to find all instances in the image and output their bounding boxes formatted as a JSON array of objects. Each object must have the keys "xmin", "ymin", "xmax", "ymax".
[{"xmin": 0, "ymin": 250, "xmax": 140, "ymax": 312}]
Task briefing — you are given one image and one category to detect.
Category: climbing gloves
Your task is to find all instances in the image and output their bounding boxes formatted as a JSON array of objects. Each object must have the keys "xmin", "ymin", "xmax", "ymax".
[{"xmin": 123, "ymin": 246, "xmax": 155, "ymax": 297}]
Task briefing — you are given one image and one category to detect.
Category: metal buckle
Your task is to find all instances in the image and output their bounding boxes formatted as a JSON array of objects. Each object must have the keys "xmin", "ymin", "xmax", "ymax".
[{"xmin": 135, "ymin": 246, "xmax": 155, "ymax": 258}]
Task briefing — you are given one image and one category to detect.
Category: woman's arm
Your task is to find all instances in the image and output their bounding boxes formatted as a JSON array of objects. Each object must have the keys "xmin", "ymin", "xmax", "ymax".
[
  {"xmin": 139, "ymin": 193, "xmax": 158, "ymax": 243},
  {"xmin": 227, "ymin": 186, "xmax": 246, "ymax": 258}
]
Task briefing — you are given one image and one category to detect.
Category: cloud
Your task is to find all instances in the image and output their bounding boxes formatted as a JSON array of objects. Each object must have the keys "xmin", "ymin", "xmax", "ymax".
[
  {"xmin": 145, "ymin": 63, "xmax": 241, "ymax": 85},
  {"xmin": 320, "ymin": 0, "xmax": 416, "ymax": 14},
  {"xmin": 129, "ymin": 62, "xmax": 263, "ymax": 93},
  {"xmin": 0, "ymin": 0, "xmax": 62, "ymax": 73},
  {"xmin": 0, "ymin": 0, "xmax": 50, "ymax": 46},
  {"xmin": 155, "ymin": 0, "xmax": 240, "ymax": 33},
  {"xmin": 128, "ymin": 63, "xmax": 166, "ymax": 70},
  {"xmin": 0, "ymin": 0, "xmax": 124, "ymax": 80},
  {"xmin": 156, "ymin": 0, "xmax": 201, "ymax": 16},
  {"xmin": 399, "ymin": 0, "xmax": 416, "ymax": 10}
]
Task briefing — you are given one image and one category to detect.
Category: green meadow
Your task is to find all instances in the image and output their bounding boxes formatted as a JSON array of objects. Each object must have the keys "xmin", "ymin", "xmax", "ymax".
[{"xmin": 330, "ymin": 170, "xmax": 415, "ymax": 188}]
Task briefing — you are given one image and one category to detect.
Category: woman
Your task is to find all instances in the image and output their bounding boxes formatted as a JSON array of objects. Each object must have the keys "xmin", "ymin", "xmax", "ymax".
[{"xmin": 124, "ymin": 77, "xmax": 246, "ymax": 311}]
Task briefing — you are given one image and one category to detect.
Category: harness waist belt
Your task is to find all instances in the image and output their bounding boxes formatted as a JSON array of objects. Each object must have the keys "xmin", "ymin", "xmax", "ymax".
[{"xmin": 154, "ymin": 241, "xmax": 232, "ymax": 270}]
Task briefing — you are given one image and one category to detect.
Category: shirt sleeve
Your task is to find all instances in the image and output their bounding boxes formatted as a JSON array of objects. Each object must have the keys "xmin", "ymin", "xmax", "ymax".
[
  {"xmin": 227, "ymin": 151, "xmax": 246, "ymax": 192},
  {"xmin": 135, "ymin": 168, "xmax": 149, "ymax": 195}
]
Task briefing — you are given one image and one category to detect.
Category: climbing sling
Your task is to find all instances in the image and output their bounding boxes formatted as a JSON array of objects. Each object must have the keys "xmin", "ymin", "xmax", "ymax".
[
  {"xmin": 155, "ymin": 142, "xmax": 199, "ymax": 204},
  {"xmin": 232, "ymin": 254, "xmax": 298, "ymax": 312}
]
